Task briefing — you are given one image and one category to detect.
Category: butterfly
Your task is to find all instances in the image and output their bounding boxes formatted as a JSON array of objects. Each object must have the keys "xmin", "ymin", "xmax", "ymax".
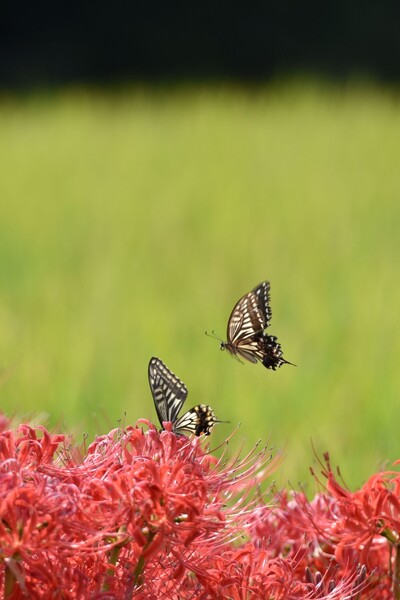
[
  {"xmin": 148, "ymin": 357, "xmax": 220, "ymax": 436},
  {"xmin": 215, "ymin": 281, "xmax": 293, "ymax": 370}
]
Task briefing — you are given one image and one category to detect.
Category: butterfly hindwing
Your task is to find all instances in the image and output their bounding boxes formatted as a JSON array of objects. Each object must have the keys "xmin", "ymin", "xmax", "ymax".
[
  {"xmin": 257, "ymin": 334, "xmax": 286, "ymax": 370},
  {"xmin": 148, "ymin": 357, "xmax": 219, "ymax": 436},
  {"xmin": 173, "ymin": 404, "xmax": 218, "ymax": 436}
]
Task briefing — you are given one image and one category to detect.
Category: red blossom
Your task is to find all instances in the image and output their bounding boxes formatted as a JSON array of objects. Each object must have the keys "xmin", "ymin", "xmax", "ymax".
[
  {"xmin": 316, "ymin": 454, "xmax": 400, "ymax": 574},
  {"xmin": 0, "ymin": 419, "xmax": 274, "ymax": 598},
  {"xmin": 1, "ymin": 417, "xmax": 399, "ymax": 598}
]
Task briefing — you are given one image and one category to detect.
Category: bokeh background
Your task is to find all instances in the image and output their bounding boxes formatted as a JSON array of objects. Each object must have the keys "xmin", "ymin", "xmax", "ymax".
[{"xmin": 1, "ymin": 2, "xmax": 399, "ymax": 489}]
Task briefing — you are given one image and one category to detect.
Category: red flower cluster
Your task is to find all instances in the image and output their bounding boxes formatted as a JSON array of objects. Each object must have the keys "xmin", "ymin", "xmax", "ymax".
[
  {"xmin": 251, "ymin": 453, "xmax": 400, "ymax": 598},
  {"xmin": 0, "ymin": 420, "xmax": 399, "ymax": 598}
]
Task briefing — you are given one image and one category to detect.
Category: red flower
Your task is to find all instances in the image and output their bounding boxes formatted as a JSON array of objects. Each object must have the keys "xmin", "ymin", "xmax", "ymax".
[{"xmin": 0, "ymin": 419, "xmax": 275, "ymax": 597}]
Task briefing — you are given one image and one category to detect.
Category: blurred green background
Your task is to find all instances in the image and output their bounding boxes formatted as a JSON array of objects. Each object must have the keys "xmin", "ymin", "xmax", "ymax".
[{"xmin": 0, "ymin": 82, "xmax": 399, "ymax": 488}]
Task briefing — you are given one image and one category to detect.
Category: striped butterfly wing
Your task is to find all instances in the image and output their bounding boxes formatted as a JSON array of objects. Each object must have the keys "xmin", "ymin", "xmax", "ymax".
[
  {"xmin": 148, "ymin": 357, "xmax": 188, "ymax": 427},
  {"xmin": 227, "ymin": 282, "xmax": 272, "ymax": 361},
  {"xmin": 173, "ymin": 404, "xmax": 218, "ymax": 436},
  {"xmin": 251, "ymin": 281, "xmax": 272, "ymax": 331}
]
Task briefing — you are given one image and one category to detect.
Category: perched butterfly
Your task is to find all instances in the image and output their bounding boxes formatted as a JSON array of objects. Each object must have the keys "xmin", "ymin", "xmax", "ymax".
[
  {"xmin": 148, "ymin": 357, "xmax": 220, "ymax": 436},
  {"xmin": 212, "ymin": 281, "xmax": 293, "ymax": 370}
]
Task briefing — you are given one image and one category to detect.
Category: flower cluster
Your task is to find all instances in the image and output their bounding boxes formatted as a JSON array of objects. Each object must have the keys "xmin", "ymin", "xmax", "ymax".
[{"xmin": 0, "ymin": 419, "xmax": 399, "ymax": 598}]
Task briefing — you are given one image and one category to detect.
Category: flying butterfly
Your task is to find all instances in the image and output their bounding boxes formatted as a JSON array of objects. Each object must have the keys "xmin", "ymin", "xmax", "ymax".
[
  {"xmin": 148, "ymin": 357, "xmax": 220, "ymax": 436},
  {"xmin": 209, "ymin": 281, "xmax": 294, "ymax": 370}
]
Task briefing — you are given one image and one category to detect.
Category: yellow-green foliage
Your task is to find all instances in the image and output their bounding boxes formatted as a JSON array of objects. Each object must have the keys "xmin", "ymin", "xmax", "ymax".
[{"xmin": 0, "ymin": 82, "xmax": 399, "ymax": 487}]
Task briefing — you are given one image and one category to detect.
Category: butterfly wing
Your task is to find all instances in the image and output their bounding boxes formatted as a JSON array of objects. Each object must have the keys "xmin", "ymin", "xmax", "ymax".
[
  {"xmin": 148, "ymin": 357, "xmax": 188, "ymax": 427},
  {"xmin": 227, "ymin": 281, "xmax": 271, "ymax": 345},
  {"xmin": 225, "ymin": 281, "xmax": 272, "ymax": 362},
  {"xmin": 257, "ymin": 335, "xmax": 287, "ymax": 370},
  {"xmin": 173, "ymin": 404, "xmax": 218, "ymax": 436},
  {"xmin": 149, "ymin": 358, "xmax": 223, "ymax": 436},
  {"xmin": 251, "ymin": 281, "xmax": 272, "ymax": 332}
]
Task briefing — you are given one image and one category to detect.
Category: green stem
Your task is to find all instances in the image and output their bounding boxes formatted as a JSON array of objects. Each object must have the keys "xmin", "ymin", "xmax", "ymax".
[
  {"xmin": 382, "ymin": 527, "xmax": 399, "ymax": 545},
  {"xmin": 102, "ymin": 527, "xmax": 128, "ymax": 592},
  {"xmin": 133, "ymin": 553, "xmax": 146, "ymax": 588},
  {"xmin": 133, "ymin": 530, "xmax": 156, "ymax": 589},
  {"xmin": 102, "ymin": 545, "xmax": 123, "ymax": 591},
  {"xmin": 108, "ymin": 543, "xmax": 122, "ymax": 568}
]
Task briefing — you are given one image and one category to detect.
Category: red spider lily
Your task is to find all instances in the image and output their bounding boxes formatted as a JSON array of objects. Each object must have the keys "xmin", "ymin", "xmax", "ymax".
[
  {"xmin": 249, "ymin": 453, "xmax": 400, "ymax": 598},
  {"xmin": 0, "ymin": 419, "xmax": 397, "ymax": 599},
  {"xmin": 315, "ymin": 454, "xmax": 400, "ymax": 596},
  {"xmin": 249, "ymin": 492, "xmax": 374, "ymax": 599},
  {"xmin": 192, "ymin": 543, "xmax": 368, "ymax": 599},
  {"xmin": 0, "ymin": 419, "xmax": 275, "ymax": 598}
]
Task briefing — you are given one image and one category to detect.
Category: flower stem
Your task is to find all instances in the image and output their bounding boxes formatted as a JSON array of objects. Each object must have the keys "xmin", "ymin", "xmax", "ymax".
[
  {"xmin": 133, "ymin": 554, "xmax": 146, "ymax": 588},
  {"xmin": 102, "ymin": 527, "xmax": 128, "ymax": 591},
  {"xmin": 133, "ymin": 530, "xmax": 156, "ymax": 588}
]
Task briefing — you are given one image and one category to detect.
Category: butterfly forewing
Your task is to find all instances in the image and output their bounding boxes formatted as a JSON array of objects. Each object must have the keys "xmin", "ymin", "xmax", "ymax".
[
  {"xmin": 148, "ymin": 357, "xmax": 188, "ymax": 426},
  {"xmin": 227, "ymin": 282, "xmax": 271, "ymax": 345},
  {"xmin": 252, "ymin": 281, "xmax": 272, "ymax": 330}
]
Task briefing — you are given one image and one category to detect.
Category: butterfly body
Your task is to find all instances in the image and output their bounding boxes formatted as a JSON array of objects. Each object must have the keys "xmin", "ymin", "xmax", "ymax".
[
  {"xmin": 148, "ymin": 357, "xmax": 220, "ymax": 436},
  {"xmin": 220, "ymin": 281, "xmax": 292, "ymax": 370}
]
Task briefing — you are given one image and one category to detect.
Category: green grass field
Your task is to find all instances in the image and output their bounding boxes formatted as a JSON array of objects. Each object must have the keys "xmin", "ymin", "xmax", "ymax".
[{"xmin": 0, "ymin": 81, "xmax": 399, "ymax": 489}]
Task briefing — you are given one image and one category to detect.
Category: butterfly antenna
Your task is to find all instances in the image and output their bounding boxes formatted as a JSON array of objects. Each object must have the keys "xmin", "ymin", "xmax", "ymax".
[{"xmin": 205, "ymin": 330, "xmax": 224, "ymax": 343}]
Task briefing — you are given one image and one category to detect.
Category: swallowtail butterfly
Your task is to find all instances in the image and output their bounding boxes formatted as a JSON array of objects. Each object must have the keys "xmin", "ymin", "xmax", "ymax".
[
  {"xmin": 218, "ymin": 281, "xmax": 293, "ymax": 370},
  {"xmin": 148, "ymin": 357, "xmax": 220, "ymax": 436}
]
